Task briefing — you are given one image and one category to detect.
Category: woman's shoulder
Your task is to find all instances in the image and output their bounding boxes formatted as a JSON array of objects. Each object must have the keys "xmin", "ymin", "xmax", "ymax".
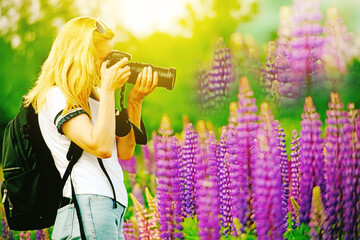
[
  {"xmin": 46, "ymin": 86, "xmax": 67, "ymax": 104},
  {"xmin": 41, "ymin": 86, "xmax": 67, "ymax": 112},
  {"xmin": 48, "ymin": 86, "xmax": 64, "ymax": 97}
]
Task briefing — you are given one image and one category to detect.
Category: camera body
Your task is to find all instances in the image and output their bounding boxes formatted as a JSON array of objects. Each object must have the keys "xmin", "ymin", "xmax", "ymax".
[{"xmin": 104, "ymin": 50, "xmax": 176, "ymax": 90}]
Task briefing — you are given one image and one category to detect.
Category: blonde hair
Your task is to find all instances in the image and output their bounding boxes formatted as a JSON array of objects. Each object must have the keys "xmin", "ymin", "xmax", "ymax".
[{"xmin": 23, "ymin": 16, "xmax": 114, "ymax": 117}]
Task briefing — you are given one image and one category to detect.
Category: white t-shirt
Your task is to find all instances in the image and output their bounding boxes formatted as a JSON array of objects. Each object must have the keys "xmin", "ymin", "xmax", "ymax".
[{"xmin": 38, "ymin": 86, "xmax": 128, "ymax": 207}]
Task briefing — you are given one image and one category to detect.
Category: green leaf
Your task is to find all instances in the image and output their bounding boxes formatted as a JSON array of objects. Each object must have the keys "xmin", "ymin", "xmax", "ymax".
[{"xmin": 180, "ymin": 216, "xmax": 200, "ymax": 240}]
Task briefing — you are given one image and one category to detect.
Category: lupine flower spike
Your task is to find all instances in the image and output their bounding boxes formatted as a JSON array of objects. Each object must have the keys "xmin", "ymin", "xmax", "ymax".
[
  {"xmin": 289, "ymin": 129, "xmax": 301, "ymax": 224},
  {"xmin": 290, "ymin": 0, "xmax": 324, "ymax": 96},
  {"xmin": 123, "ymin": 219, "xmax": 136, "ymax": 240},
  {"xmin": 181, "ymin": 123, "xmax": 199, "ymax": 218},
  {"xmin": 324, "ymin": 92, "xmax": 353, "ymax": 239},
  {"xmin": 155, "ymin": 115, "xmax": 184, "ymax": 239},
  {"xmin": 197, "ymin": 38, "xmax": 233, "ymax": 115},
  {"xmin": 309, "ymin": 186, "xmax": 326, "ymax": 239},
  {"xmin": 216, "ymin": 127, "xmax": 233, "ymax": 236},
  {"xmin": 342, "ymin": 103, "xmax": 358, "ymax": 239},
  {"xmin": 273, "ymin": 6, "xmax": 296, "ymax": 104},
  {"xmin": 253, "ymin": 103, "xmax": 286, "ymax": 239},
  {"xmin": 234, "ymin": 76, "xmax": 258, "ymax": 231},
  {"xmin": 145, "ymin": 188, "xmax": 161, "ymax": 239},
  {"xmin": 322, "ymin": 7, "xmax": 358, "ymax": 91},
  {"xmin": 354, "ymin": 106, "xmax": 360, "ymax": 239},
  {"xmin": 195, "ymin": 132, "xmax": 221, "ymax": 240},
  {"xmin": 276, "ymin": 120, "xmax": 290, "ymax": 218},
  {"xmin": 1, "ymin": 207, "xmax": 13, "ymax": 240},
  {"xmin": 263, "ymin": 41, "xmax": 277, "ymax": 100},
  {"xmin": 299, "ymin": 96, "xmax": 325, "ymax": 224},
  {"xmin": 130, "ymin": 193, "xmax": 151, "ymax": 240}
]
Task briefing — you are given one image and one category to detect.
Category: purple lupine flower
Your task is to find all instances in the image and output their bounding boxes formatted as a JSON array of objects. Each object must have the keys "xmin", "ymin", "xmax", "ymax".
[
  {"xmin": 154, "ymin": 115, "xmax": 184, "ymax": 239},
  {"xmin": 252, "ymin": 103, "xmax": 286, "ymax": 240},
  {"xmin": 154, "ymin": 116, "xmax": 173, "ymax": 239},
  {"xmin": 123, "ymin": 219, "xmax": 136, "ymax": 240},
  {"xmin": 324, "ymin": 92, "xmax": 343, "ymax": 238},
  {"xmin": 355, "ymin": 108, "xmax": 360, "ymax": 239},
  {"xmin": 226, "ymin": 123, "xmax": 243, "ymax": 236},
  {"xmin": 1, "ymin": 213, "xmax": 13, "ymax": 240},
  {"xmin": 276, "ymin": 120, "xmax": 290, "ymax": 221},
  {"xmin": 274, "ymin": 6, "xmax": 299, "ymax": 104},
  {"xmin": 2, "ymin": 216, "xmax": 8, "ymax": 239},
  {"xmin": 197, "ymin": 38, "xmax": 233, "ymax": 115},
  {"xmin": 322, "ymin": 7, "xmax": 357, "ymax": 90},
  {"xmin": 171, "ymin": 139, "xmax": 185, "ymax": 239},
  {"xmin": 233, "ymin": 76, "xmax": 258, "ymax": 231},
  {"xmin": 216, "ymin": 127, "xmax": 233, "ymax": 236},
  {"xmin": 209, "ymin": 38, "xmax": 233, "ymax": 107},
  {"xmin": 195, "ymin": 132, "xmax": 221, "ymax": 240},
  {"xmin": 289, "ymin": 129, "xmax": 301, "ymax": 223},
  {"xmin": 181, "ymin": 123, "xmax": 199, "ymax": 218},
  {"xmin": 299, "ymin": 96, "xmax": 325, "ymax": 224},
  {"xmin": 196, "ymin": 67, "xmax": 209, "ymax": 115},
  {"xmin": 263, "ymin": 41, "xmax": 278, "ymax": 100},
  {"xmin": 141, "ymin": 144, "xmax": 155, "ymax": 175},
  {"xmin": 323, "ymin": 93, "xmax": 353, "ymax": 239},
  {"xmin": 35, "ymin": 230, "xmax": 41, "ymax": 240},
  {"xmin": 290, "ymin": 0, "xmax": 324, "ymax": 96},
  {"xmin": 36, "ymin": 229, "xmax": 44, "ymax": 240},
  {"xmin": 342, "ymin": 103, "xmax": 357, "ymax": 239},
  {"xmin": 119, "ymin": 155, "xmax": 137, "ymax": 174}
]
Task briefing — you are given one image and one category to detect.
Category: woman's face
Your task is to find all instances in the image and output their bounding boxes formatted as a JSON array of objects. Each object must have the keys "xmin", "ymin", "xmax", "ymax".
[{"xmin": 96, "ymin": 39, "xmax": 114, "ymax": 69}]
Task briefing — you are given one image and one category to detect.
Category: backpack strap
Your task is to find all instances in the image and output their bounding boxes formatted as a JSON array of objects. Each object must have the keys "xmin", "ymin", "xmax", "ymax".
[
  {"xmin": 60, "ymin": 141, "xmax": 86, "ymax": 240},
  {"xmin": 61, "ymin": 141, "xmax": 83, "ymax": 189},
  {"xmin": 71, "ymin": 178, "xmax": 86, "ymax": 239},
  {"xmin": 62, "ymin": 142, "xmax": 118, "ymax": 239},
  {"xmin": 97, "ymin": 158, "xmax": 117, "ymax": 209}
]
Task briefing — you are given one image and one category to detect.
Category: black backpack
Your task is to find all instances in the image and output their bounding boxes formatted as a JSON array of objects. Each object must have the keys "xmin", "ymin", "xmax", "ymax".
[
  {"xmin": 1, "ymin": 100, "xmax": 147, "ymax": 232},
  {"xmin": 1, "ymin": 103, "xmax": 82, "ymax": 231}
]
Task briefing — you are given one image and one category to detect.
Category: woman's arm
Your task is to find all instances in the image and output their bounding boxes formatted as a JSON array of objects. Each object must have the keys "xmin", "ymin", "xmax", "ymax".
[
  {"xmin": 116, "ymin": 66, "xmax": 158, "ymax": 160},
  {"xmin": 62, "ymin": 58, "xmax": 131, "ymax": 159}
]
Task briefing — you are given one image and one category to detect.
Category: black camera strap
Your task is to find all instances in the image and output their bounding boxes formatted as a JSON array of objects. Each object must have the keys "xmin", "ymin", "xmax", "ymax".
[{"xmin": 116, "ymin": 86, "xmax": 147, "ymax": 145}]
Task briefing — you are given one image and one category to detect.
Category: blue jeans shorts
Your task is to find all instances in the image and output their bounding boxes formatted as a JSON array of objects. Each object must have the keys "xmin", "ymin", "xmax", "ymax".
[{"xmin": 52, "ymin": 194, "xmax": 126, "ymax": 240}]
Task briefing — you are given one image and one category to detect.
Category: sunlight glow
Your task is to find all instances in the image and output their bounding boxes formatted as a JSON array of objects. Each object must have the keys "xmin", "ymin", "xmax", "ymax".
[{"xmin": 98, "ymin": 0, "xmax": 192, "ymax": 38}]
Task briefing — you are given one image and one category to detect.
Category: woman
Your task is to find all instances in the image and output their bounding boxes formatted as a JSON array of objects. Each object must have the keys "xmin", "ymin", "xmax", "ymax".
[{"xmin": 23, "ymin": 16, "xmax": 157, "ymax": 239}]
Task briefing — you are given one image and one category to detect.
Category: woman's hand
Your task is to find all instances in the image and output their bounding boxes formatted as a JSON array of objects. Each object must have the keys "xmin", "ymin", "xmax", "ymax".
[
  {"xmin": 128, "ymin": 66, "xmax": 158, "ymax": 104},
  {"xmin": 100, "ymin": 57, "xmax": 131, "ymax": 92}
]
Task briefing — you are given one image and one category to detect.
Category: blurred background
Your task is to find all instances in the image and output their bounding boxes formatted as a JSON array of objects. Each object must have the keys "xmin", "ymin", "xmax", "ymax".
[{"xmin": 1, "ymin": 0, "xmax": 360, "ymax": 152}]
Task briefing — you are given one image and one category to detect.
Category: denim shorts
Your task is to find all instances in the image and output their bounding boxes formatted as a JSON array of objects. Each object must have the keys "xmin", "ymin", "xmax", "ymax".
[{"xmin": 52, "ymin": 194, "xmax": 126, "ymax": 240}]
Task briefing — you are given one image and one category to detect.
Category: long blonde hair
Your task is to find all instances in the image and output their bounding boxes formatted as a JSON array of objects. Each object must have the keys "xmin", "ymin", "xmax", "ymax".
[{"xmin": 23, "ymin": 16, "xmax": 114, "ymax": 117}]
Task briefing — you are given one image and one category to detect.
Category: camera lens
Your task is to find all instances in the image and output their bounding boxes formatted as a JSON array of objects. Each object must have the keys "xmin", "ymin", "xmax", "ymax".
[
  {"xmin": 128, "ymin": 63, "xmax": 176, "ymax": 90},
  {"xmin": 104, "ymin": 51, "xmax": 176, "ymax": 90}
]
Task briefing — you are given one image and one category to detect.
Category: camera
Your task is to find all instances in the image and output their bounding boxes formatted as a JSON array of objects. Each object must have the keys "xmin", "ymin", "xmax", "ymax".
[{"xmin": 104, "ymin": 50, "xmax": 176, "ymax": 90}]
